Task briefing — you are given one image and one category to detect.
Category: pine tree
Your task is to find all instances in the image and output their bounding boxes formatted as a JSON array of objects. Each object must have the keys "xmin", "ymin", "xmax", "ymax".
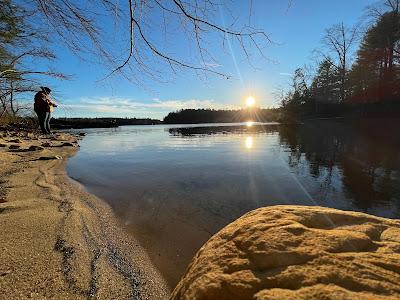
[
  {"xmin": 349, "ymin": 10, "xmax": 400, "ymax": 103},
  {"xmin": 311, "ymin": 57, "xmax": 340, "ymax": 105}
]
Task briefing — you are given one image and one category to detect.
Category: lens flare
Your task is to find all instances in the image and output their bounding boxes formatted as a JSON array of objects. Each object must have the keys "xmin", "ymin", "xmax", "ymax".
[{"xmin": 246, "ymin": 96, "xmax": 255, "ymax": 107}]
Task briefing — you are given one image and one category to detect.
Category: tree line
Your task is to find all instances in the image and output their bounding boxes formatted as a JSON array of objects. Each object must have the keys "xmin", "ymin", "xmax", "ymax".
[
  {"xmin": 163, "ymin": 108, "xmax": 280, "ymax": 124},
  {"xmin": 279, "ymin": 0, "xmax": 400, "ymax": 120},
  {"xmin": 52, "ymin": 117, "xmax": 162, "ymax": 129}
]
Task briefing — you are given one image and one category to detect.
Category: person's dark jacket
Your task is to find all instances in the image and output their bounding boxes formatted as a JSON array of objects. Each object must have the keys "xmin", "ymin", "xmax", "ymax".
[{"xmin": 34, "ymin": 91, "xmax": 55, "ymax": 112}]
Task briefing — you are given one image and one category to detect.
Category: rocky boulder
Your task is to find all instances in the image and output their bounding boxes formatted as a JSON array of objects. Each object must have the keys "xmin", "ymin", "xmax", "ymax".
[{"xmin": 171, "ymin": 205, "xmax": 400, "ymax": 300}]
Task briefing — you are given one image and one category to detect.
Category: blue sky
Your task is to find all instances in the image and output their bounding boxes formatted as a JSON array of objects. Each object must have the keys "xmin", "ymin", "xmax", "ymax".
[{"xmin": 38, "ymin": 0, "xmax": 376, "ymax": 119}]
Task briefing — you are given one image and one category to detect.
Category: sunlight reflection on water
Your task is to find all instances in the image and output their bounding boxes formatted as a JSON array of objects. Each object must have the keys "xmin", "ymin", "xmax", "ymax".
[{"xmin": 245, "ymin": 136, "xmax": 253, "ymax": 149}]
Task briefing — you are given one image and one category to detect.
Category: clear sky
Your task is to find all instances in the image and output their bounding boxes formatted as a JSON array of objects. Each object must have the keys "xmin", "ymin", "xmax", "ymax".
[{"xmin": 38, "ymin": 0, "xmax": 376, "ymax": 120}]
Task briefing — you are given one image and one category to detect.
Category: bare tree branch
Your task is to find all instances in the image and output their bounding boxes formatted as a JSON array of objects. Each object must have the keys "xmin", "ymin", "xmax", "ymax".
[{"xmin": 31, "ymin": 0, "xmax": 272, "ymax": 82}]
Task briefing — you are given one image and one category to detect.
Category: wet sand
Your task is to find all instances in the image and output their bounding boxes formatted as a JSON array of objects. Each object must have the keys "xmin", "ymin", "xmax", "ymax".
[{"xmin": 0, "ymin": 130, "xmax": 169, "ymax": 299}]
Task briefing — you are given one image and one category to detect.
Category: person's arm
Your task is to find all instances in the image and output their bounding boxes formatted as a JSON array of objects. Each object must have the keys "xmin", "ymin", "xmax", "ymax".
[{"xmin": 46, "ymin": 95, "xmax": 58, "ymax": 107}]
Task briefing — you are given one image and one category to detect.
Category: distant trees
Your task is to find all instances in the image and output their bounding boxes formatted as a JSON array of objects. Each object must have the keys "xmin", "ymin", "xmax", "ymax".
[
  {"xmin": 280, "ymin": 0, "xmax": 400, "ymax": 120},
  {"xmin": 163, "ymin": 108, "xmax": 280, "ymax": 124},
  {"xmin": 52, "ymin": 117, "xmax": 162, "ymax": 129}
]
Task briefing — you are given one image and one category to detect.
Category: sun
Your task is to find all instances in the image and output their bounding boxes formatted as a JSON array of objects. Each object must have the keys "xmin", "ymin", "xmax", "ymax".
[{"xmin": 246, "ymin": 96, "xmax": 255, "ymax": 107}]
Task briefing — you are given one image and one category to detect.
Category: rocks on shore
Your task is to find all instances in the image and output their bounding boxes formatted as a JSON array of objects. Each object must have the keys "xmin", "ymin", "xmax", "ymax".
[
  {"xmin": 0, "ymin": 130, "xmax": 79, "ymax": 155},
  {"xmin": 27, "ymin": 145, "xmax": 44, "ymax": 151},
  {"xmin": 171, "ymin": 205, "xmax": 400, "ymax": 300},
  {"xmin": 8, "ymin": 145, "xmax": 21, "ymax": 150},
  {"xmin": 38, "ymin": 155, "xmax": 63, "ymax": 160},
  {"xmin": 61, "ymin": 142, "xmax": 75, "ymax": 147},
  {"xmin": 8, "ymin": 139, "xmax": 21, "ymax": 143}
]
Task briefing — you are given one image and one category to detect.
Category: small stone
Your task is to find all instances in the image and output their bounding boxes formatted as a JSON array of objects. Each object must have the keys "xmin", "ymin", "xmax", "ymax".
[
  {"xmin": 38, "ymin": 155, "xmax": 62, "ymax": 160},
  {"xmin": 0, "ymin": 143, "xmax": 6, "ymax": 147},
  {"xmin": 8, "ymin": 139, "xmax": 21, "ymax": 143},
  {"xmin": 41, "ymin": 142, "xmax": 51, "ymax": 147},
  {"xmin": 28, "ymin": 145, "xmax": 44, "ymax": 151},
  {"xmin": 61, "ymin": 142, "xmax": 74, "ymax": 147},
  {"xmin": 79, "ymin": 132, "xmax": 86, "ymax": 136},
  {"xmin": 8, "ymin": 144, "xmax": 20, "ymax": 150},
  {"xmin": 0, "ymin": 270, "xmax": 11, "ymax": 277}
]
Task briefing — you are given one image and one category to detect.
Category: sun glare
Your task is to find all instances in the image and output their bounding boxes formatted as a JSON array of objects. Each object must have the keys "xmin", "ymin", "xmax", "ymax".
[
  {"xmin": 246, "ymin": 96, "xmax": 255, "ymax": 107},
  {"xmin": 245, "ymin": 137, "xmax": 253, "ymax": 149}
]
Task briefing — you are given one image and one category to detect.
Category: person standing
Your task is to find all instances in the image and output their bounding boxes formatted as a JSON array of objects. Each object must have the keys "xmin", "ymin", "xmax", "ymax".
[{"xmin": 34, "ymin": 87, "xmax": 57, "ymax": 134}]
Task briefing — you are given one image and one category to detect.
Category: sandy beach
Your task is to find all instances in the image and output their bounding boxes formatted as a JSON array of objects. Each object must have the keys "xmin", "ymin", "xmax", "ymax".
[{"xmin": 0, "ymin": 130, "xmax": 169, "ymax": 299}]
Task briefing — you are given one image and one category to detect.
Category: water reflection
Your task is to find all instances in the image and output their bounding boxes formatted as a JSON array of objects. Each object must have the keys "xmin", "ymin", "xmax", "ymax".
[
  {"xmin": 167, "ymin": 122, "xmax": 279, "ymax": 136},
  {"xmin": 245, "ymin": 136, "xmax": 253, "ymax": 149},
  {"xmin": 278, "ymin": 120, "xmax": 400, "ymax": 214},
  {"xmin": 163, "ymin": 121, "xmax": 400, "ymax": 217}
]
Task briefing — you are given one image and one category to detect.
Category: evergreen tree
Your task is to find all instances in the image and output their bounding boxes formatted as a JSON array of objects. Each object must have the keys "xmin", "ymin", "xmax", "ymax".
[
  {"xmin": 280, "ymin": 68, "xmax": 314, "ymax": 117},
  {"xmin": 311, "ymin": 57, "xmax": 340, "ymax": 105},
  {"xmin": 349, "ymin": 10, "xmax": 400, "ymax": 103}
]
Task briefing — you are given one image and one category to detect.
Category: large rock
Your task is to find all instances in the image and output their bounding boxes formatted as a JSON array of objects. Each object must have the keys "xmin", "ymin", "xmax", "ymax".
[{"xmin": 171, "ymin": 206, "xmax": 400, "ymax": 300}]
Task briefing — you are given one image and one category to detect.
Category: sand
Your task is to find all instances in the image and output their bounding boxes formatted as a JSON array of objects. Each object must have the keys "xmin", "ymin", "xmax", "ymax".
[
  {"xmin": 0, "ymin": 130, "xmax": 169, "ymax": 299},
  {"xmin": 171, "ymin": 205, "xmax": 400, "ymax": 300}
]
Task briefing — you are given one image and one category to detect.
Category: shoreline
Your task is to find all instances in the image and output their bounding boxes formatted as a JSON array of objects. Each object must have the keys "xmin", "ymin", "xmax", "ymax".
[{"xmin": 0, "ymin": 131, "xmax": 169, "ymax": 299}]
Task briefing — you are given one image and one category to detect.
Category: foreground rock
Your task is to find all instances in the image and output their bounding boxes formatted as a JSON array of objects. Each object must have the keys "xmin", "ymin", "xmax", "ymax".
[{"xmin": 171, "ymin": 205, "xmax": 400, "ymax": 300}]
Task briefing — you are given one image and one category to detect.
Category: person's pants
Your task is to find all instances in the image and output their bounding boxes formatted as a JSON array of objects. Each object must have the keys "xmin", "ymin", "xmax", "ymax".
[{"xmin": 35, "ymin": 110, "xmax": 51, "ymax": 134}]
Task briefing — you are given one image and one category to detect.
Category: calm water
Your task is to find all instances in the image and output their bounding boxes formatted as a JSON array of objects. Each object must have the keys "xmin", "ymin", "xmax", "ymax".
[{"xmin": 67, "ymin": 120, "xmax": 400, "ymax": 288}]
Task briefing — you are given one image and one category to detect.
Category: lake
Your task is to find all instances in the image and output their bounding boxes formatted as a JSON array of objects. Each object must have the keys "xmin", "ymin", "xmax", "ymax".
[{"xmin": 67, "ymin": 119, "xmax": 400, "ymax": 288}]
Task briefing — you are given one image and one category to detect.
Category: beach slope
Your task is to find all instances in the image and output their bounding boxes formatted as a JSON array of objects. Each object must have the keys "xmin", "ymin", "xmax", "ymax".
[{"xmin": 0, "ymin": 131, "xmax": 169, "ymax": 299}]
